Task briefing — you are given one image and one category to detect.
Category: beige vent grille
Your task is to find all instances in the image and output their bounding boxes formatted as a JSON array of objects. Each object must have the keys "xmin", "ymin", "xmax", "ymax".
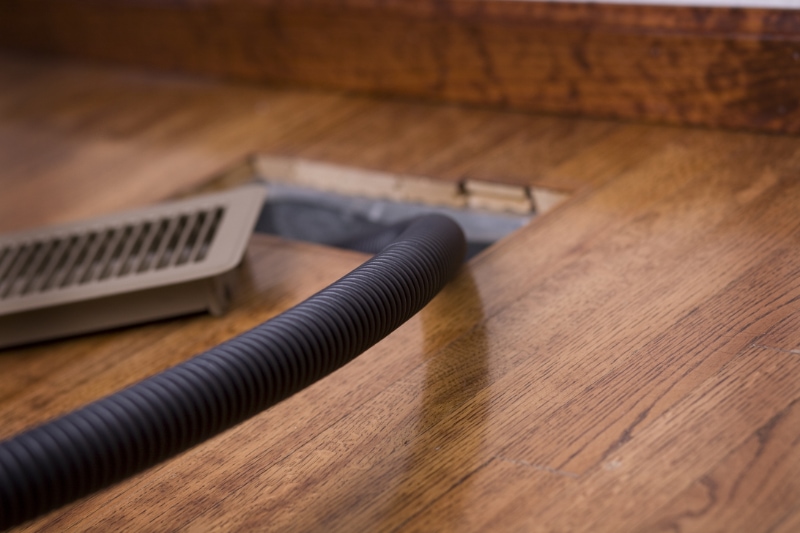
[{"xmin": 0, "ymin": 185, "xmax": 265, "ymax": 349}]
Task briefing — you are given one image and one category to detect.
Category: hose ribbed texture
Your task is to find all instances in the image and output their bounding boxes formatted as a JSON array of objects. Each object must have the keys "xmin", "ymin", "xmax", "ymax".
[{"xmin": 0, "ymin": 214, "xmax": 466, "ymax": 530}]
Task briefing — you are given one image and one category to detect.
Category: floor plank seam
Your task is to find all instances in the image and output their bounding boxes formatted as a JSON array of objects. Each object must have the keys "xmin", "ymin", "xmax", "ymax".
[
  {"xmin": 751, "ymin": 343, "xmax": 800, "ymax": 356},
  {"xmin": 493, "ymin": 456, "xmax": 579, "ymax": 479}
]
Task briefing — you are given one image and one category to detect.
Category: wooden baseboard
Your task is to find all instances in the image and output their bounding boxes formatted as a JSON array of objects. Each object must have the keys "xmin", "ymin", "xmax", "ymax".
[{"xmin": 1, "ymin": 0, "xmax": 799, "ymax": 133}]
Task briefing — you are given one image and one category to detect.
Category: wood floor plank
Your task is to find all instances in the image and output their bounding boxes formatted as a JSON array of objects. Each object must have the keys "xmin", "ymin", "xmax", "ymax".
[
  {"xmin": 17, "ymin": 125, "xmax": 799, "ymax": 532},
  {"xmin": 450, "ymin": 118, "xmax": 618, "ymax": 190},
  {"xmin": 636, "ymin": 394, "xmax": 800, "ymax": 532},
  {"xmin": 771, "ymin": 508, "xmax": 800, "ymax": 533},
  {"xmin": 403, "ymin": 343, "xmax": 800, "ymax": 532},
  {"xmin": 0, "ymin": 55, "xmax": 359, "ymax": 232},
  {"xmin": 3, "ymin": 55, "xmax": 800, "ymax": 531},
  {"xmin": 539, "ymin": 123, "xmax": 685, "ymax": 190}
]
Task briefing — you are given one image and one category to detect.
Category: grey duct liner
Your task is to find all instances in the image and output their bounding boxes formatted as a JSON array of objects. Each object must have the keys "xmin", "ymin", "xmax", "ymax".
[
  {"xmin": 255, "ymin": 182, "xmax": 532, "ymax": 259},
  {"xmin": 0, "ymin": 213, "xmax": 467, "ymax": 529}
]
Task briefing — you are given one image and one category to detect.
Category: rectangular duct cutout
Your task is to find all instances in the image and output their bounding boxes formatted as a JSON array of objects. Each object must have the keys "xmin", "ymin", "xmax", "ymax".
[{"xmin": 249, "ymin": 157, "xmax": 548, "ymax": 260}]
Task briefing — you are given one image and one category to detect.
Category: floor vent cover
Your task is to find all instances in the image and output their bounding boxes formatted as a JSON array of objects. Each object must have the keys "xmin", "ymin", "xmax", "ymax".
[{"xmin": 0, "ymin": 185, "xmax": 265, "ymax": 349}]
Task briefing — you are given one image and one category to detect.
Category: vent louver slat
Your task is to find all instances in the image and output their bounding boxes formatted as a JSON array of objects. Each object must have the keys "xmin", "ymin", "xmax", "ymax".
[
  {"xmin": 114, "ymin": 223, "xmax": 144, "ymax": 279},
  {"xmin": 53, "ymin": 233, "xmax": 89, "ymax": 290},
  {"xmin": 159, "ymin": 214, "xmax": 188, "ymax": 269},
  {"xmin": 17, "ymin": 240, "xmax": 52, "ymax": 296},
  {"xmin": 0, "ymin": 186, "xmax": 265, "ymax": 349},
  {"xmin": 153, "ymin": 216, "xmax": 181, "ymax": 270},
  {"xmin": 195, "ymin": 207, "xmax": 224, "ymax": 263},
  {"xmin": 128, "ymin": 221, "xmax": 157, "ymax": 275},
  {"xmin": 100, "ymin": 226, "xmax": 132, "ymax": 281},
  {"xmin": 67, "ymin": 231, "xmax": 102, "ymax": 287},
  {"xmin": 169, "ymin": 212, "xmax": 198, "ymax": 268},
  {"xmin": 42, "ymin": 236, "xmax": 78, "ymax": 291},
  {"xmin": 32, "ymin": 238, "xmax": 69, "ymax": 293},
  {"xmin": 179, "ymin": 210, "xmax": 207, "ymax": 265},
  {"xmin": 84, "ymin": 229, "xmax": 120, "ymax": 284},
  {"xmin": 0, "ymin": 246, "xmax": 11, "ymax": 280},
  {"xmin": 8, "ymin": 242, "xmax": 44, "ymax": 298},
  {"xmin": 136, "ymin": 219, "xmax": 162, "ymax": 274},
  {"xmin": 0, "ymin": 244, "xmax": 32, "ymax": 298}
]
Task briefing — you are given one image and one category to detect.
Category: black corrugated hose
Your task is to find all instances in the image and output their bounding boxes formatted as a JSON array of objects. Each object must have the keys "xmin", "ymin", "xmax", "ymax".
[{"xmin": 0, "ymin": 214, "xmax": 466, "ymax": 530}]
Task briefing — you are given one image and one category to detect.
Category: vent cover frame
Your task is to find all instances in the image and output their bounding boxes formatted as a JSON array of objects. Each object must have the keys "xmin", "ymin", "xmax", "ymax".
[{"xmin": 0, "ymin": 185, "xmax": 266, "ymax": 349}]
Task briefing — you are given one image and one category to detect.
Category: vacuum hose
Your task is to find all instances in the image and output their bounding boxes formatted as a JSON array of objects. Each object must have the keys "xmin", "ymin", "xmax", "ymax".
[{"xmin": 0, "ymin": 214, "xmax": 466, "ymax": 529}]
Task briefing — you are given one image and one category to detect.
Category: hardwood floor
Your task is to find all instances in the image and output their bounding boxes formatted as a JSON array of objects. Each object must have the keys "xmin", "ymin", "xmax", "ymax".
[{"xmin": 1, "ymin": 53, "xmax": 799, "ymax": 531}]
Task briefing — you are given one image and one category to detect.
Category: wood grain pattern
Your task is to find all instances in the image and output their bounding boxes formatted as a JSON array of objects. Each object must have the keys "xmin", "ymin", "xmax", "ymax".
[
  {"xmin": 1, "ymin": 1, "xmax": 800, "ymax": 133},
  {"xmin": 2, "ymin": 55, "xmax": 800, "ymax": 531},
  {"xmin": 0, "ymin": 52, "xmax": 639, "ymax": 235}
]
